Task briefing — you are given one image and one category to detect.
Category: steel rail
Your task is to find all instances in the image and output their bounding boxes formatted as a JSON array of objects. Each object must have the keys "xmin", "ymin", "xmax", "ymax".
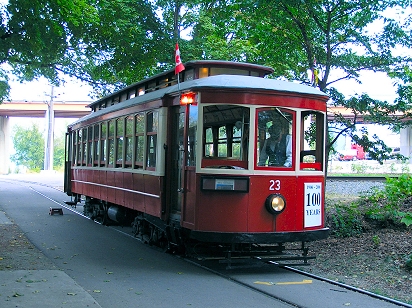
[
  {"xmin": 6, "ymin": 177, "xmax": 411, "ymax": 308},
  {"xmin": 281, "ymin": 264, "xmax": 412, "ymax": 308}
]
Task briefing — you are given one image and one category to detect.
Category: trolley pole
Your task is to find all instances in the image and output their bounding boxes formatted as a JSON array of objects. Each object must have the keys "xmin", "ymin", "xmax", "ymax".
[{"xmin": 44, "ymin": 85, "xmax": 55, "ymax": 171}]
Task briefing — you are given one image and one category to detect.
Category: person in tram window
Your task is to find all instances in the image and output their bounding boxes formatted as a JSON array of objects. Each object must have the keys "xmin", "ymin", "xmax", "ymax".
[{"xmin": 259, "ymin": 122, "xmax": 292, "ymax": 167}]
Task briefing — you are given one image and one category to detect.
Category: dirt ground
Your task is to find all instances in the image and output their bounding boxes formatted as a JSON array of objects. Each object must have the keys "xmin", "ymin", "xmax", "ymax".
[
  {"xmin": 303, "ymin": 229, "xmax": 412, "ymax": 305},
  {"xmin": 0, "ymin": 223, "xmax": 56, "ymax": 271},
  {"xmin": 2, "ymin": 218, "xmax": 412, "ymax": 305},
  {"xmin": 2, "ymin": 188, "xmax": 412, "ymax": 306}
]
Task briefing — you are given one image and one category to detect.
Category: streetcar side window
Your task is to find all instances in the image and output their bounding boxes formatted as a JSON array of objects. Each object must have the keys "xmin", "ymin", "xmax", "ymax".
[
  {"xmin": 202, "ymin": 105, "xmax": 250, "ymax": 169},
  {"xmin": 187, "ymin": 105, "xmax": 198, "ymax": 166},
  {"xmin": 76, "ymin": 129, "xmax": 82, "ymax": 166},
  {"xmin": 108, "ymin": 120, "xmax": 115, "ymax": 167},
  {"xmin": 101, "ymin": 122, "xmax": 107, "ymax": 166},
  {"xmin": 300, "ymin": 111, "xmax": 324, "ymax": 171},
  {"xmin": 87, "ymin": 127, "xmax": 93, "ymax": 166},
  {"xmin": 256, "ymin": 108, "xmax": 294, "ymax": 169},
  {"xmin": 82, "ymin": 128, "xmax": 87, "ymax": 166},
  {"xmin": 125, "ymin": 116, "xmax": 134, "ymax": 168},
  {"xmin": 116, "ymin": 118, "xmax": 124, "ymax": 167},
  {"xmin": 146, "ymin": 111, "xmax": 158, "ymax": 169},
  {"xmin": 93, "ymin": 124, "xmax": 99, "ymax": 166},
  {"xmin": 135, "ymin": 113, "xmax": 145, "ymax": 169},
  {"xmin": 71, "ymin": 130, "xmax": 77, "ymax": 166},
  {"xmin": 71, "ymin": 110, "xmax": 161, "ymax": 172}
]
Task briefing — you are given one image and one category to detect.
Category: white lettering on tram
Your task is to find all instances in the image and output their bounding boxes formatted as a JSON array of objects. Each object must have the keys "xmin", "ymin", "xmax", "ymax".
[
  {"xmin": 269, "ymin": 179, "xmax": 281, "ymax": 191},
  {"xmin": 304, "ymin": 182, "xmax": 322, "ymax": 227}
]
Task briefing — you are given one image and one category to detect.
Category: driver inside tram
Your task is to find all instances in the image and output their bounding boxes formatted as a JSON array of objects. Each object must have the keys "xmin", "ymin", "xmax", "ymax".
[{"xmin": 258, "ymin": 120, "xmax": 292, "ymax": 167}]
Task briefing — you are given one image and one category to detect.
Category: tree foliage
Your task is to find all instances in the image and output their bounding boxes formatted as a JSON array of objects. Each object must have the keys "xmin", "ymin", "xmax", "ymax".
[
  {"xmin": 188, "ymin": 0, "xmax": 412, "ymax": 161},
  {"xmin": 11, "ymin": 123, "xmax": 45, "ymax": 170},
  {"xmin": 1, "ymin": 0, "xmax": 169, "ymax": 100},
  {"xmin": 1, "ymin": 0, "xmax": 411, "ymax": 162},
  {"xmin": 10, "ymin": 123, "xmax": 65, "ymax": 171}
]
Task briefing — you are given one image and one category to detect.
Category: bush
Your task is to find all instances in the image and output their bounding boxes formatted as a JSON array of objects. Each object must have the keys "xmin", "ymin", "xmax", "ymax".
[
  {"xmin": 360, "ymin": 174, "xmax": 412, "ymax": 227},
  {"xmin": 329, "ymin": 203, "xmax": 364, "ymax": 237}
]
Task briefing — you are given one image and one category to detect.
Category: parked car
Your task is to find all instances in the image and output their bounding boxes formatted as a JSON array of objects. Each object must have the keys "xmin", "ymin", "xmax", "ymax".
[{"xmin": 337, "ymin": 149, "xmax": 359, "ymax": 161}]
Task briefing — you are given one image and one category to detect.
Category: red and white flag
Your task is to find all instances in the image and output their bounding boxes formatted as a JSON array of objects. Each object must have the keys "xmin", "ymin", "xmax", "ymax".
[{"xmin": 175, "ymin": 43, "xmax": 185, "ymax": 75}]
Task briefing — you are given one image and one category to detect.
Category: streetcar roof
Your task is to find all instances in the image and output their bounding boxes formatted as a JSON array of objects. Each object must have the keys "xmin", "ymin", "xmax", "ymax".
[
  {"xmin": 88, "ymin": 60, "xmax": 274, "ymax": 110},
  {"xmin": 70, "ymin": 75, "xmax": 328, "ymax": 127},
  {"xmin": 185, "ymin": 75, "xmax": 327, "ymax": 96}
]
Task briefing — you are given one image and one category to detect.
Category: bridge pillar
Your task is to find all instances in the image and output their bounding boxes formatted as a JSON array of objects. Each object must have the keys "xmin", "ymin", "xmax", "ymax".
[
  {"xmin": 400, "ymin": 127, "xmax": 412, "ymax": 163},
  {"xmin": 0, "ymin": 116, "xmax": 10, "ymax": 174}
]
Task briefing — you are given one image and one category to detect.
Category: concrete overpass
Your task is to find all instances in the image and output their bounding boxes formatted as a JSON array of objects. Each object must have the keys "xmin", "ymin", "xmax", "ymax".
[
  {"xmin": 0, "ymin": 100, "xmax": 91, "ymax": 118},
  {"xmin": 0, "ymin": 100, "xmax": 91, "ymax": 174},
  {"xmin": 0, "ymin": 102, "xmax": 410, "ymax": 174}
]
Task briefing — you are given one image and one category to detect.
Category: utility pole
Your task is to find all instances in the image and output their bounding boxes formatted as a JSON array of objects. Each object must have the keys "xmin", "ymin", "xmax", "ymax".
[{"xmin": 44, "ymin": 85, "xmax": 54, "ymax": 171}]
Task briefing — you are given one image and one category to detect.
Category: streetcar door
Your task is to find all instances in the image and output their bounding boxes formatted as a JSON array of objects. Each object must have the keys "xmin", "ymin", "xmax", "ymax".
[
  {"xmin": 170, "ymin": 106, "xmax": 185, "ymax": 218},
  {"xmin": 169, "ymin": 104, "xmax": 197, "ymax": 225}
]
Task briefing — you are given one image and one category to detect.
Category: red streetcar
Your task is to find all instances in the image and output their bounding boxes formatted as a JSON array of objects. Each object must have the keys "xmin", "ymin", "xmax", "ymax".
[{"xmin": 64, "ymin": 61, "xmax": 329, "ymax": 266}]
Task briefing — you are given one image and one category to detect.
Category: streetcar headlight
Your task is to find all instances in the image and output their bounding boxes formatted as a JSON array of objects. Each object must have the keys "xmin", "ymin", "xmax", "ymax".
[{"xmin": 265, "ymin": 194, "xmax": 286, "ymax": 215}]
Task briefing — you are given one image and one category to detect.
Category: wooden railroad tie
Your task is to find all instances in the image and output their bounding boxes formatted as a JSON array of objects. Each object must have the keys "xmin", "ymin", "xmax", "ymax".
[{"xmin": 49, "ymin": 207, "xmax": 63, "ymax": 215}]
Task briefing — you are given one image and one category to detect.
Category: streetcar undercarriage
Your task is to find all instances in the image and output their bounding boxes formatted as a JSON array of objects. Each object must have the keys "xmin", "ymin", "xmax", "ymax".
[{"xmin": 68, "ymin": 194, "xmax": 322, "ymax": 269}]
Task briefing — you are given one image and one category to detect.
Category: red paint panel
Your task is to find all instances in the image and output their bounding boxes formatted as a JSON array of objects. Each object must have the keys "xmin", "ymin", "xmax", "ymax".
[
  {"xmin": 247, "ymin": 176, "xmax": 276, "ymax": 232},
  {"xmin": 144, "ymin": 175, "xmax": 161, "ymax": 217},
  {"xmin": 132, "ymin": 173, "xmax": 145, "ymax": 212},
  {"xmin": 70, "ymin": 170, "xmax": 77, "ymax": 193},
  {"xmin": 78, "ymin": 169, "xmax": 85, "ymax": 195},
  {"xmin": 123, "ymin": 172, "xmax": 134, "ymax": 209},
  {"xmin": 99, "ymin": 170, "xmax": 107, "ymax": 200},
  {"xmin": 182, "ymin": 168, "xmax": 196, "ymax": 228},
  {"xmin": 91, "ymin": 170, "xmax": 100, "ymax": 199},
  {"xmin": 115, "ymin": 172, "xmax": 125, "ymax": 206},
  {"xmin": 196, "ymin": 190, "xmax": 249, "ymax": 232},
  {"xmin": 106, "ymin": 171, "xmax": 116, "ymax": 204},
  {"xmin": 82, "ymin": 170, "xmax": 91, "ymax": 197},
  {"xmin": 74, "ymin": 169, "xmax": 83, "ymax": 194},
  {"xmin": 201, "ymin": 92, "xmax": 327, "ymax": 111}
]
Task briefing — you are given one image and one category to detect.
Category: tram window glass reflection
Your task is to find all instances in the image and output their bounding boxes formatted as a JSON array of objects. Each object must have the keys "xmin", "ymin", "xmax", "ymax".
[
  {"xmin": 93, "ymin": 124, "xmax": 99, "ymax": 166},
  {"xmin": 300, "ymin": 111, "xmax": 324, "ymax": 171},
  {"xmin": 100, "ymin": 122, "xmax": 107, "ymax": 166},
  {"xmin": 72, "ymin": 131, "xmax": 77, "ymax": 166},
  {"xmin": 76, "ymin": 129, "xmax": 82, "ymax": 166},
  {"xmin": 257, "ymin": 108, "xmax": 294, "ymax": 168},
  {"xmin": 202, "ymin": 105, "xmax": 250, "ymax": 169},
  {"xmin": 82, "ymin": 128, "xmax": 87, "ymax": 165},
  {"xmin": 187, "ymin": 105, "xmax": 198, "ymax": 166},
  {"xmin": 125, "ymin": 116, "xmax": 133, "ymax": 167},
  {"xmin": 116, "ymin": 118, "xmax": 124, "ymax": 167},
  {"xmin": 218, "ymin": 126, "xmax": 227, "ymax": 157},
  {"xmin": 108, "ymin": 120, "xmax": 115, "ymax": 166},
  {"xmin": 146, "ymin": 110, "xmax": 158, "ymax": 169},
  {"xmin": 134, "ymin": 113, "xmax": 144, "ymax": 168},
  {"xmin": 87, "ymin": 127, "xmax": 93, "ymax": 166}
]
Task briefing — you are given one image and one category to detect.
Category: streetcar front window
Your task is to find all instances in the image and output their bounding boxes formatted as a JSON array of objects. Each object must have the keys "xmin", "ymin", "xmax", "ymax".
[
  {"xmin": 256, "ymin": 108, "xmax": 294, "ymax": 169},
  {"xmin": 202, "ymin": 105, "xmax": 249, "ymax": 169},
  {"xmin": 300, "ymin": 111, "xmax": 324, "ymax": 171}
]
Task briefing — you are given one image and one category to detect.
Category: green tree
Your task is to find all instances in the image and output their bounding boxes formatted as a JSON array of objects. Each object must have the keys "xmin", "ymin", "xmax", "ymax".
[
  {"xmin": 188, "ymin": 0, "xmax": 412, "ymax": 162},
  {"xmin": 0, "ymin": 0, "xmax": 99, "ymax": 101},
  {"xmin": 0, "ymin": 0, "xmax": 166, "ymax": 101},
  {"xmin": 2, "ymin": 0, "xmax": 411, "ymax": 162},
  {"xmin": 11, "ymin": 123, "xmax": 44, "ymax": 171},
  {"xmin": 53, "ymin": 132, "xmax": 65, "ymax": 170}
]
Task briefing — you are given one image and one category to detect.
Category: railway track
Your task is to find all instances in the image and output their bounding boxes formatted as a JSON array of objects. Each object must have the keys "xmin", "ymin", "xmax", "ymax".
[
  {"xmin": 3, "ymin": 175, "xmax": 410, "ymax": 307},
  {"xmin": 50, "ymin": 193, "xmax": 411, "ymax": 308}
]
